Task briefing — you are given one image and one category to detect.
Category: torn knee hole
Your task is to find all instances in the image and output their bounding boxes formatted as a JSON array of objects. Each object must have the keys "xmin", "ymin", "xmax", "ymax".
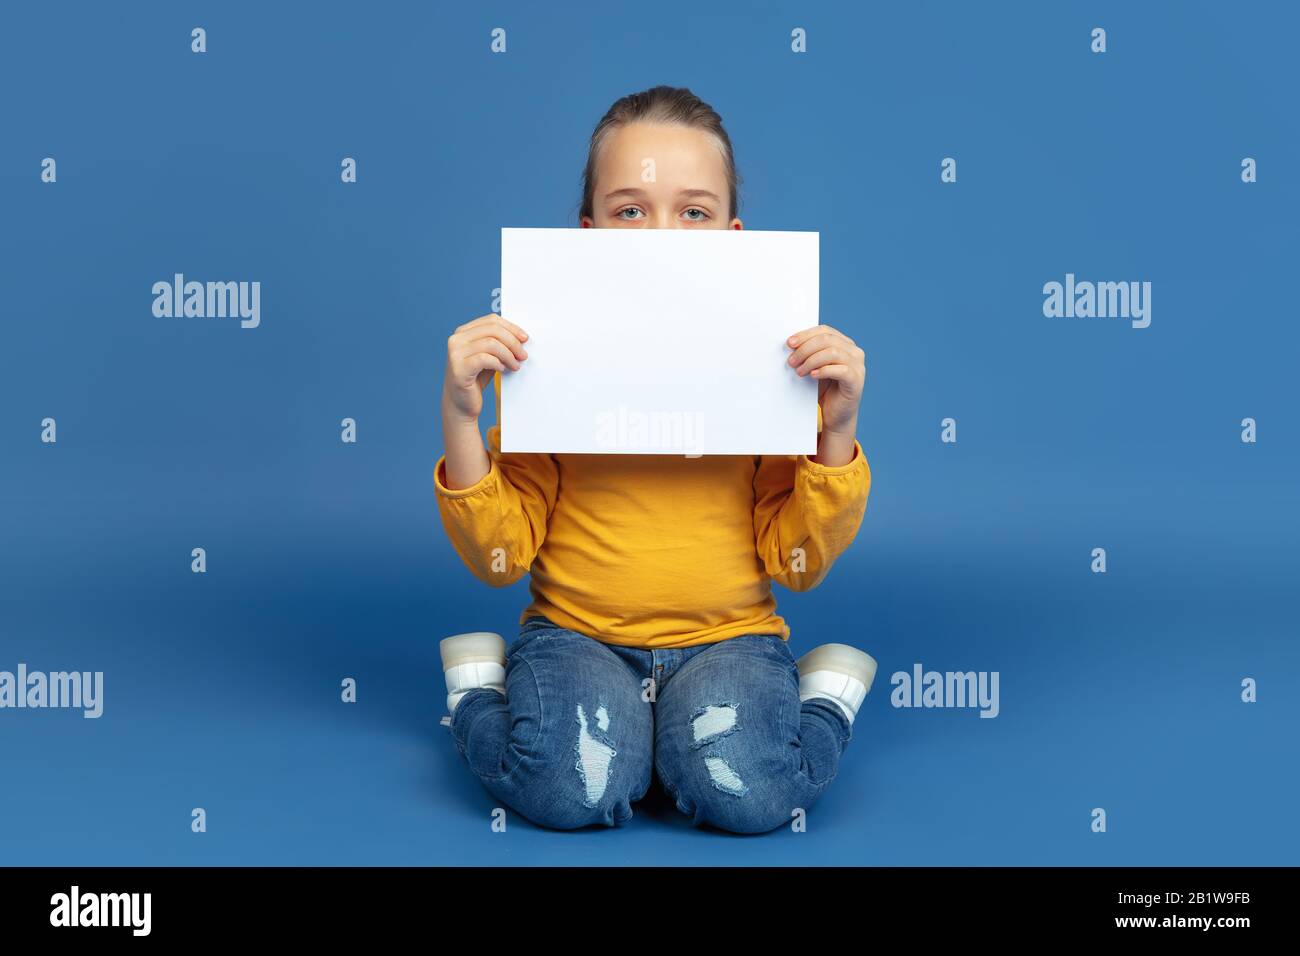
[
  {"xmin": 703, "ymin": 753, "xmax": 748, "ymax": 797},
  {"xmin": 574, "ymin": 702, "xmax": 617, "ymax": 808},
  {"xmin": 689, "ymin": 702, "xmax": 742, "ymax": 749}
]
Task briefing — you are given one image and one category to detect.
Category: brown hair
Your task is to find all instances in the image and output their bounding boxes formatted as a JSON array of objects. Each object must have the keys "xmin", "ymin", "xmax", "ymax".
[{"xmin": 579, "ymin": 85, "xmax": 740, "ymax": 222}]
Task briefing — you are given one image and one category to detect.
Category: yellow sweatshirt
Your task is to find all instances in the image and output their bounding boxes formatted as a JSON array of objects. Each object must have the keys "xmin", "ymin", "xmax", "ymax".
[{"xmin": 434, "ymin": 374, "xmax": 871, "ymax": 649}]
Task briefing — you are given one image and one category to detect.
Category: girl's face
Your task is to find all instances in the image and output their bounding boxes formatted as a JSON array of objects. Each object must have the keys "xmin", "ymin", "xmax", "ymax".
[{"xmin": 581, "ymin": 122, "xmax": 743, "ymax": 231}]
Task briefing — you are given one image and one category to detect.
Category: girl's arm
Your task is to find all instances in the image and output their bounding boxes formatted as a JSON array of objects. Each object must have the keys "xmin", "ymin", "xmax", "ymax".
[
  {"xmin": 753, "ymin": 323, "xmax": 871, "ymax": 590},
  {"xmin": 753, "ymin": 409, "xmax": 871, "ymax": 592},
  {"xmin": 436, "ymin": 316, "xmax": 557, "ymax": 586}
]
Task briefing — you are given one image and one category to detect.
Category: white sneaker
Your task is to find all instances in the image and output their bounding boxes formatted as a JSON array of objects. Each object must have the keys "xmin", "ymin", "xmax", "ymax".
[
  {"xmin": 795, "ymin": 643, "xmax": 878, "ymax": 725},
  {"xmin": 440, "ymin": 631, "xmax": 507, "ymax": 715}
]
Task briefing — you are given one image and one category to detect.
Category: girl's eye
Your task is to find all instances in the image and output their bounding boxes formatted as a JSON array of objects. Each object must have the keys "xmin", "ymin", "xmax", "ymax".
[
  {"xmin": 682, "ymin": 207, "xmax": 710, "ymax": 221},
  {"xmin": 616, "ymin": 207, "xmax": 645, "ymax": 220}
]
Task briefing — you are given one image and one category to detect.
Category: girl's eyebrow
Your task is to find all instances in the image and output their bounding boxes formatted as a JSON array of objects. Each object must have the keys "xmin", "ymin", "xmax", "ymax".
[{"xmin": 603, "ymin": 187, "xmax": 722, "ymax": 203}]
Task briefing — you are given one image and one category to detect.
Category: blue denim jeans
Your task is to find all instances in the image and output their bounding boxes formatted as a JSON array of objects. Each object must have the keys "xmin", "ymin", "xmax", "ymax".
[{"xmin": 448, "ymin": 615, "xmax": 853, "ymax": 833}]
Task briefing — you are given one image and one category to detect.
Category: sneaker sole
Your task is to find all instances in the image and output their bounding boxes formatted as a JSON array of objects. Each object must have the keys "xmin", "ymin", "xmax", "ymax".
[
  {"xmin": 795, "ymin": 642, "xmax": 878, "ymax": 690},
  {"xmin": 439, "ymin": 632, "xmax": 506, "ymax": 670}
]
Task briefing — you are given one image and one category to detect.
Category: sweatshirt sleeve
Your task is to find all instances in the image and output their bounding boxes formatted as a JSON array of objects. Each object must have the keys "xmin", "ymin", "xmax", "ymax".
[
  {"xmin": 433, "ymin": 373, "xmax": 559, "ymax": 587},
  {"xmin": 752, "ymin": 404, "xmax": 871, "ymax": 592}
]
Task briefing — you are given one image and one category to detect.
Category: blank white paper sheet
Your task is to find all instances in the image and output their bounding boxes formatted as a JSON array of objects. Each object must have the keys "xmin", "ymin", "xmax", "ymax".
[{"xmin": 499, "ymin": 227, "xmax": 819, "ymax": 456}]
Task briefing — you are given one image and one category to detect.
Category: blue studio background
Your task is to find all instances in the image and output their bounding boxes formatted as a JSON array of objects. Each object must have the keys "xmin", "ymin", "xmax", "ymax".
[{"xmin": 1, "ymin": 1, "xmax": 1297, "ymax": 865}]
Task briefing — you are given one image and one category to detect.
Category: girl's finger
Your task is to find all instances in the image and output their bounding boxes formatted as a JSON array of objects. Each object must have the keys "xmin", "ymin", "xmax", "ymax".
[
  {"xmin": 809, "ymin": 363, "xmax": 852, "ymax": 381},
  {"xmin": 785, "ymin": 325, "xmax": 822, "ymax": 348},
  {"xmin": 458, "ymin": 338, "xmax": 520, "ymax": 372},
  {"xmin": 462, "ymin": 325, "xmax": 528, "ymax": 361},
  {"xmin": 494, "ymin": 316, "xmax": 530, "ymax": 342},
  {"xmin": 795, "ymin": 345, "xmax": 854, "ymax": 377},
  {"xmin": 480, "ymin": 339, "xmax": 523, "ymax": 371},
  {"xmin": 461, "ymin": 353, "xmax": 505, "ymax": 384},
  {"xmin": 457, "ymin": 314, "xmax": 530, "ymax": 342},
  {"xmin": 455, "ymin": 314, "xmax": 499, "ymax": 334},
  {"xmin": 787, "ymin": 324, "xmax": 846, "ymax": 349},
  {"xmin": 787, "ymin": 332, "xmax": 847, "ymax": 368}
]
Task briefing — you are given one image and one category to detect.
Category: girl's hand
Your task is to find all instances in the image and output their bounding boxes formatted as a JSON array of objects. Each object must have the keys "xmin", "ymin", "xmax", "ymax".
[
  {"xmin": 786, "ymin": 324, "xmax": 866, "ymax": 438},
  {"xmin": 442, "ymin": 314, "xmax": 529, "ymax": 424}
]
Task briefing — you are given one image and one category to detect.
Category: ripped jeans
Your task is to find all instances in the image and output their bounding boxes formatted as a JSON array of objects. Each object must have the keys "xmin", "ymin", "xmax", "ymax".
[{"xmin": 447, "ymin": 615, "xmax": 853, "ymax": 834}]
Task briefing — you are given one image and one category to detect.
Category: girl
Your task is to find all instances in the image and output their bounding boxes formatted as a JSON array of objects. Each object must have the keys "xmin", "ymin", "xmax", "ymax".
[{"xmin": 434, "ymin": 86, "xmax": 877, "ymax": 834}]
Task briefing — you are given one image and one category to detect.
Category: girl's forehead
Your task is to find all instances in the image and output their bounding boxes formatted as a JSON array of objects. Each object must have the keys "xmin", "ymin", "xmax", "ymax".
[{"xmin": 597, "ymin": 122, "xmax": 728, "ymax": 182}]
